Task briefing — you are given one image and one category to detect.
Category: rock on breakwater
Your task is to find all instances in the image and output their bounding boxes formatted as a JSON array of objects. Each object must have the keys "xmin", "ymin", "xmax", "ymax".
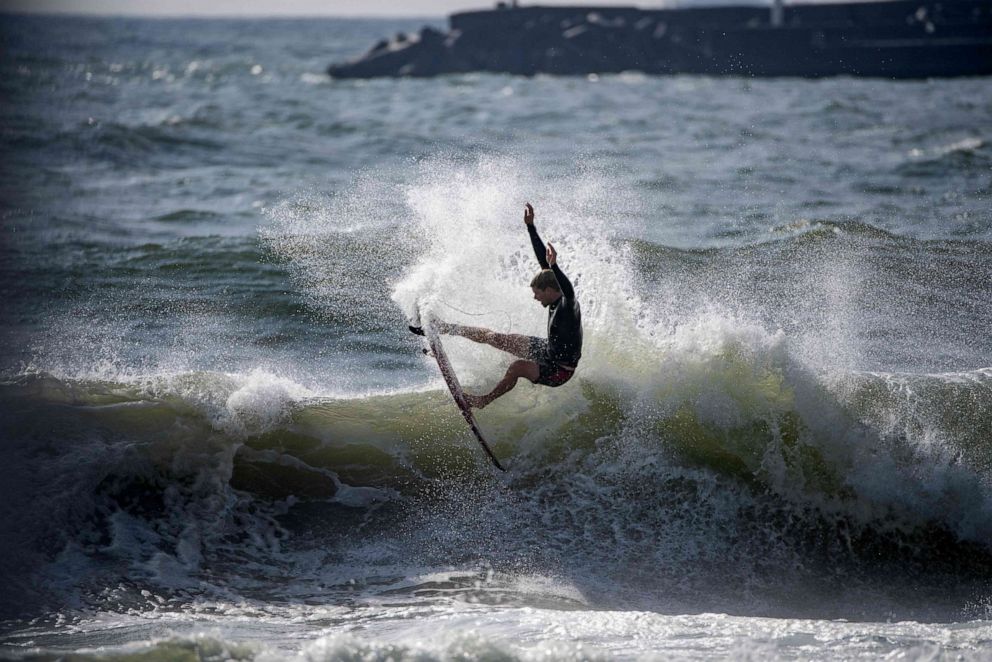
[{"xmin": 327, "ymin": 0, "xmax": 992, "ymax": 79}]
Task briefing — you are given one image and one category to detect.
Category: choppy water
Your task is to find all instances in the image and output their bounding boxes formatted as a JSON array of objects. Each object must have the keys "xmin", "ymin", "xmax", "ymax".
[{"xmin": 1, "ymin": 12, "xmax": 992, "ymax": 661}]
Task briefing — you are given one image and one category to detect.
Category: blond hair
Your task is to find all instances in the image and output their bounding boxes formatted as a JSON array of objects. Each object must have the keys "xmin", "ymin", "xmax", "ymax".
[{"xmin": 530, "ymin": 269, "xmax": 560, "ymax": 292}]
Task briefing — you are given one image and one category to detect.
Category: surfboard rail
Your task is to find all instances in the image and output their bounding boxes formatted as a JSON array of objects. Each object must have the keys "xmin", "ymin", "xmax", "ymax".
[{"xmin": 421, "ymin": 317, "xmax": 506, "ymax": 472}]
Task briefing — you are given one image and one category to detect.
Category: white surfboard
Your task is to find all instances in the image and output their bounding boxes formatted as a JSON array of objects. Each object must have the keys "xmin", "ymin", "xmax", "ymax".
[{"xmin": 419, "ymin": 313, "xmax": 505, "ymax": 471}]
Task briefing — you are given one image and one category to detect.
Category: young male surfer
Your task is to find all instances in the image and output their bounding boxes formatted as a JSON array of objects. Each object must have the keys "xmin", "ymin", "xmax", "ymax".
[{"xmin": 411, "ymin": 203, "xmax": 582, "ymax": 409}]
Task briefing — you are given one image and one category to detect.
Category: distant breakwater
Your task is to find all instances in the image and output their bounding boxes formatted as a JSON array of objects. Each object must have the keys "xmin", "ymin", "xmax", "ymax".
[{"xmin": 328, "ymin": 0, "xmax": 992, "ymax": 79}]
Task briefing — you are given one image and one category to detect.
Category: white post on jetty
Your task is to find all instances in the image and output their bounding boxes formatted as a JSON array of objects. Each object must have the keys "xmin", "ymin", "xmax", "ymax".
[{"xmin": 771, "ymin": 0, "xmax": 784, "ymax": 27}]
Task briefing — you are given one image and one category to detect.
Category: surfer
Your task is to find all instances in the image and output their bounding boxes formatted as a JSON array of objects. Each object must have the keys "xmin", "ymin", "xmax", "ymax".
[{"xmin": 411, "ymin": 203, "xmax": 582, "ymax": 409}]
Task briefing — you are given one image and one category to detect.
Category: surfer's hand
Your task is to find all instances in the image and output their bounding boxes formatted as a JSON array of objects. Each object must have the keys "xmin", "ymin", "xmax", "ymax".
[
  {"xmin": 546, "ymin": 242, "xmax": 557, "ymax": 266},
  {"xmin": 524, "ymin": 203, "xmax": 534, "ymax": 225}
]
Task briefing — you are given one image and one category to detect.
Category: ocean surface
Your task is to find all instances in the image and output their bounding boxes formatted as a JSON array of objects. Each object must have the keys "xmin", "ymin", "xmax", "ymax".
[{"xmin": 1, "ymin": 12, "xmax": 991, "ymax": 661}]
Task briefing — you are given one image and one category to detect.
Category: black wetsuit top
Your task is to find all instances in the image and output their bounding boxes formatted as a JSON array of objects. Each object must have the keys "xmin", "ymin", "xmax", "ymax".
[{"xmin": 528, "ymin": 224, "xmax": 582, "ymax": 367}]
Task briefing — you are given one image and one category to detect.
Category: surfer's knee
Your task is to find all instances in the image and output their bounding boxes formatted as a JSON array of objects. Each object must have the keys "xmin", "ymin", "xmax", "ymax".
[{"xmin": 509, "ymin": 359, "xmax": 539, "ymax": 383}]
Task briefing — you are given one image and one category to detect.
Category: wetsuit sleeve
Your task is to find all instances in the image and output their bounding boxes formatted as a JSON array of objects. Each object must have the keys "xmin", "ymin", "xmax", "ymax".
[
  {"xmin": 528, "ymin": 224, "xmax": 550, "ymax": 269},
  {"xmin": 551, "ymin": 263, "xmax": 575, "ymax": 300}
]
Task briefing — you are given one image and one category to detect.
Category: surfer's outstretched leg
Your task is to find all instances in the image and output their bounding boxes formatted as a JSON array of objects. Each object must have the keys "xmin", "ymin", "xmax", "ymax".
[
  {"xmin": 440, "ymin": 323, "xmax": 532, "ymax": 359},
  {"xmin": 465, "ymin": 359, "xmax": 540, "ymax": 409}
]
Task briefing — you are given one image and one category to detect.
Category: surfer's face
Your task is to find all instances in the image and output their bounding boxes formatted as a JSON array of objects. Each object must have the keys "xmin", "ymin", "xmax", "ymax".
[{"xmin": 532, "ymin": 286, "xmax": 559, "ymax": 307}]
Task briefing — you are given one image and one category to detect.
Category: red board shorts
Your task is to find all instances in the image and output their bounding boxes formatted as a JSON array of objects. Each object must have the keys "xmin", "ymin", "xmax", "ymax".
[{"xmin": 528, "ymin": 337, "xmax": 576, "ymax": 387}]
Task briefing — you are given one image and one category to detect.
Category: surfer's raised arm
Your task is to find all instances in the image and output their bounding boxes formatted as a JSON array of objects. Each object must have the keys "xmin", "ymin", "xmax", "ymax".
[
  {"xmin": 524, "ymin": 203, "xmax": 551, "ymax": 270},
  {"xmin": 525, "ymin": 204, "xmax": 574, "ymax": 300}
]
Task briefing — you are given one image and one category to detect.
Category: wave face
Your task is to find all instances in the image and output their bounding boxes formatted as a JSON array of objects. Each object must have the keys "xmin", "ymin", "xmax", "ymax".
[{"xmin": 2, "ymin": 363, "xmax": 991, "ymax": 623}]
